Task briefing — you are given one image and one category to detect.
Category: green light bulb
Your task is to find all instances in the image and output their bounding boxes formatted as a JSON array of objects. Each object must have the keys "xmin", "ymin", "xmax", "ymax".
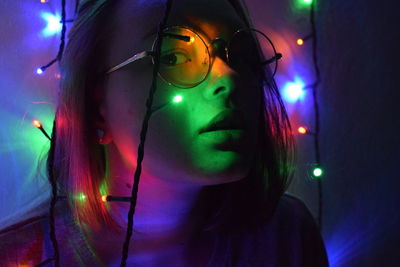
[
  {"xmin": 294, "ymin": 0, "xmax": 313, "ymax": 9},
  {"xmin": 313, "ymin": 167, "xmax": 323, "ymax": 177},
  {"xmin": 172, "ymin": 95, "xmax": 183, "ymax": 103},
  {"xmin": 78, "ymin": 193, "xmax": 86, "ymax": 201}
]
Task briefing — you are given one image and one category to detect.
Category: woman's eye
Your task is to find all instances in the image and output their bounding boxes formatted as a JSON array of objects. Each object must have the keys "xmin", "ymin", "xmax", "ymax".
[{"xmin": 160, "ymin": 52, "xmax": 191, "ymax": 66}]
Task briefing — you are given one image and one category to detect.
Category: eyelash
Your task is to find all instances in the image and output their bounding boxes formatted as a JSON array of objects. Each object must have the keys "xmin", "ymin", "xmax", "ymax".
[{"xmin": 160, "ymin": 50, "xmax": 192, "ymax": 66}]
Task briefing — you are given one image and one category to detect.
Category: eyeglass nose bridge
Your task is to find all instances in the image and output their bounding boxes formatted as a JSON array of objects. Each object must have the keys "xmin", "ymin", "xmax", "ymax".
[{"xmin": 210, "ymin": 38, "xmax": 229, "ymax": 63}]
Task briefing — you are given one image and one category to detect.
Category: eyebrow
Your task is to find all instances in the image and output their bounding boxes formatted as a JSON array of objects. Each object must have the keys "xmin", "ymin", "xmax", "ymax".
[{"xmin": 142, "ymin": 24, "xmax": 212, "ymax": 43}]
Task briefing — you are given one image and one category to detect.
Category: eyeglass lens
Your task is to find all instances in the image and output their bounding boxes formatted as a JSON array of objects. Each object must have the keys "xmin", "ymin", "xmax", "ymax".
[
  {"xmin": 159, "ymin": 27, "xmax": 210, "ymax": 88},
  {"xmin": 158, "ymin": 27, "xmax": 277, "ymax": 88}
]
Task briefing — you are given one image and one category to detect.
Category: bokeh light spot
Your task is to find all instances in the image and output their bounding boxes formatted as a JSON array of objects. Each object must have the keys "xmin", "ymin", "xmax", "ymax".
[
  {"xmin": 282, "ymin": 78, "xmax": 306, "ymax": 103},
  {"xmin": 40, "ymin": 12, "xmax": 62, "ymax": 37},
  {"xmin": 313, "ymin": 167, "xmax": 323, "ymax": 177}
]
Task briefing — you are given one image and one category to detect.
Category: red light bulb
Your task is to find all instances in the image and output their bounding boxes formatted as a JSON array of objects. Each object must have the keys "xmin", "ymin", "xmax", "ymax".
[
  {"xmin": 297, "ymin": 38, "xmax": 304, "ymax": 46},
  {"xmin": 33, "ymin": 120, "xmax": 42, "ymax": 128},
  {"xmin": 298, "ymin": 126, "xmax": 307, "ymax": 134}
]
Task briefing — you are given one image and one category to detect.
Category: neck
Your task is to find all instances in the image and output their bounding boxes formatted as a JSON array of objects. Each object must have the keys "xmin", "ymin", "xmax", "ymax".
[{"xmin": 85, "ymin": 143, "xmax": 208, "ymax": 264}]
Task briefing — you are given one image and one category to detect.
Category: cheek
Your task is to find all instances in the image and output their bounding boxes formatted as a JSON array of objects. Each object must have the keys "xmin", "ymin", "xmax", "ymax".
[
  {"xmin": 104, "ymin": 72, "xmax": 196, "ymax": 177},
  {"xmin": 104, "ymin": 72, "xmax": 261, "ymax": 184},
  {"xmin": 104, "ymin": 68, "xmax": 154, "ymax": 167},
  {"xmin": 147, "ymin": 88, "xmax": 260, "ymax": 183},
  {"xmin": 143, "ymin": 90, "xmax": 199, "ymax": 179}
]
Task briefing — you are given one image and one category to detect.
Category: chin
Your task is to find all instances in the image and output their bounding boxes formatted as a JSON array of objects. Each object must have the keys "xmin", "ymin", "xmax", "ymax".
[{"xmin": 190, "ymin": 153, "xmax": 253, "ymax": 186}]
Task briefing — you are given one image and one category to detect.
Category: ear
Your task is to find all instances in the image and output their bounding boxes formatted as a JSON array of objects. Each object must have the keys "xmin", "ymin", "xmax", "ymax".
[{"xmin": 96, "ymin": 103, "xmax": 113, "ymax": 145}]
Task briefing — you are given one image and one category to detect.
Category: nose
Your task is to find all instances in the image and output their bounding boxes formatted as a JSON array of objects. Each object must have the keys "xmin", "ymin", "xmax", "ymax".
[{"xmin": 202, "ymin": 56, "xmax": 239, "ymax": 101}]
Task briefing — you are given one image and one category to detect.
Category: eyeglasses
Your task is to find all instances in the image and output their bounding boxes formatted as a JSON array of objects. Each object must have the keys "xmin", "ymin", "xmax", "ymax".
[{"xmin": 106, "ymin": 26, "xmax": 281, "ymax": 88}]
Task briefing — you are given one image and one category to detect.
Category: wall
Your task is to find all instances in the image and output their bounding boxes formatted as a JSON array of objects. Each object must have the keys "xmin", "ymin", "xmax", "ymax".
[{"xmin": 247, "ymin": 0, "xmax": 399, "ymax": 266}]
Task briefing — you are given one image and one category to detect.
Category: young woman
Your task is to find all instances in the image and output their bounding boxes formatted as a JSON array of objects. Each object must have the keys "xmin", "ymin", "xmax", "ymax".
[{"xmin": 0, "ymin": 0, "xmax": 329, "ymax": 266}]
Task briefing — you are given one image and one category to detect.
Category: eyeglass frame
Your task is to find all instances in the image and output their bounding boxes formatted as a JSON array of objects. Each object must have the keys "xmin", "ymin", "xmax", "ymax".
[{"xmin": 105, "ymin": 25, "xmax": 281, "ymax": 88}]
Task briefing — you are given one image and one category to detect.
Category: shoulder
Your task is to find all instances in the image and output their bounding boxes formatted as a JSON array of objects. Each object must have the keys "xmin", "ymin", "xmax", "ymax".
[
  {"xmin": 275, "ymin": 193, "xmax": 319, "ymax": 226},
  {"xmin": 0, "ymin": 215, "xmax": 48, "ymax": 266},
  {"xmin": 253, "ymin": 193, "xmax": 330, "ymax": 267}
]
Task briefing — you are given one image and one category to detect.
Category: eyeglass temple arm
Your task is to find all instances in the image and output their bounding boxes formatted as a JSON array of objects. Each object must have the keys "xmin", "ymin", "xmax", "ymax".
[
  {"xmin": 262, "ymin": 52, "xmax": 282, "ymax": 65},
  {"xmin": 105, "ymin": 32, "xmax": 191, "ymax": 74},
  {"xmin": 106, "ymin": 51, "xmax": 154, "ymax": 74}
]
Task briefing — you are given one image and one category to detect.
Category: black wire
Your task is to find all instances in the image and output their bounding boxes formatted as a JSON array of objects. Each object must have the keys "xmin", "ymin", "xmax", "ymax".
[
  {"xmin": 74, "ymin": 0, "xmax": 80, "ymax": 15},
  {"xmin": 37, "ymin": 125, "xmax": 52, "ymax": 141},
  {"xmin": 44, "ymin": 2, "xmax": 67, "ymax": 265},
  {"xmin": 36, "ymin": 0, "xmax": 67, "ymax": 264},
  {"xmin": 38, "ymin": 0, "xmax": 67, "ymax": 72},
  {"xmin": 38, "ymin": 58, "xmax": 58, "ymax": 72},
  {"xmin": 119, "ymin": 0, "xmax": 173, "ymax": 266},
  {"xmin": 47, "ymin": 119, "xmax": 60, "ymax": 267},
  {"xmin": 309, "ymin": 1, "xmax": 323, "ymax": 230},
  {"xmin": 57, "ymin": 0, "xmax": 67, "ymax": 62}
]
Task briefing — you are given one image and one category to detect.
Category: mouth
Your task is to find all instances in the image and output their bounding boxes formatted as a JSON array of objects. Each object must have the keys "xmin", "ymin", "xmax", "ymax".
[{"xmin": 199, "ymin": 110, "xmax": 246, "ymax": 134}]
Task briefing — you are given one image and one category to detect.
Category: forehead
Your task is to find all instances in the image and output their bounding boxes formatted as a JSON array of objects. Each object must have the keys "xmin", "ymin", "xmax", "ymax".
[
  {"xmin": 167, "ymin": 0, "xmax": 246, "ymax": 39},
  {"xmin": 108, "ymin": 0, "xmax": 247, "ymax": 67},
  {"xmin": 116, "ymin": 0, "xmax": 246, "ymax": 41}
]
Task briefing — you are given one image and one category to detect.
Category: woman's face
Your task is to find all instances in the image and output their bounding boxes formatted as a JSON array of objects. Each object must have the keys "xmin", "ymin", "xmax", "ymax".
[{"xmin": 102, "ymin": 0, "xmax": 262, "ymax": 185}]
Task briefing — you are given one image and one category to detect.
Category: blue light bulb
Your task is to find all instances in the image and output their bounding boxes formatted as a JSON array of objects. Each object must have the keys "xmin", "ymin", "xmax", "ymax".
[
  {"xmin": 36, "ymin": 68, "xmax": 44, "ymax": 75},
  {"xmin": 41, "ymin": 12, "xmax": 62, "ymax": 37},
  {"xmin": 281, "ymin": 77, "xmax": 306, "ymax": 103}
]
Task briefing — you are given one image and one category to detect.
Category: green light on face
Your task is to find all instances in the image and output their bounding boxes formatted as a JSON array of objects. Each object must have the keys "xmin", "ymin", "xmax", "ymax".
[
  {"xmin": 313, "ymin": 167, "xmax": 323, "ymax": 178},
  {"xmin": 173, "ymin": 95, "xmax": 183, "ymax": 103}
]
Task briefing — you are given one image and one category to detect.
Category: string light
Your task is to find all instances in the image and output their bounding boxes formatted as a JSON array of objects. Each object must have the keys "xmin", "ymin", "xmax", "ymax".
[
  {"xmin": 40, "ymin": 12, "xmax": 62, "ymax": 37},
  {"xmin": 291, "ymin": 0, "xmax": 323, "ymax": 228},
  {"xmin": 57, "ymin": 195, "xmax": 132, "ymax": 202},
  {"xmin": 313, "ymin": 167, "xmax": 323, "ymax": 178},
  {"xmin": 77, "ymin": 193, "xmax": 86, "ymax": 201},
  {"xmin": 297, "ymin": 38, "xmax": 304, "ymax": 46},
  {"xmin": 33, "ymin": 120, "xmax": 42, "ymax": 128},
  {"xmin": 32, "ymin": 119, "xmax": 52, "ymax": 141},
  {"xmin": 36, "ymin": 0, "xmax": 67, "ymax": 76},
  {"xmin": 298, "ymin": 126, "xmax": 308, "ymax": 134},
  {"xmin": 36, "ymin": 68, "xmax": 44, "ymax": 75},
  {"xmin": 282, "ymin": 78, "xmax": 306, "ymax": 103},
  {"xmin": 296, "ymin": 0, "xmax": 313, "ymax": 8},
  {"xmin": 297, "ymin": 126, "xmax": 316, "ymax": 136},
  {"xmin": 34, "ymin": 1, "xmax": 74, "ymax": 266},
  {"xmin": 103, "ymin": 196, "xmax": 132, "ymax": 202},
  {"xmin": 296, "ymin": 34, "xmax": 313, "ymax": 46},
  {"xmin": 304, "ymin": 0, "xmax": 324, "ymax": 228}
]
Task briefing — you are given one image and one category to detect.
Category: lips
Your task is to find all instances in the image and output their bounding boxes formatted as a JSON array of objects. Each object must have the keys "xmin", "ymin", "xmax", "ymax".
[{"xmin": 199, "ymin": 110, "xmax": 246, "ymax": 134}]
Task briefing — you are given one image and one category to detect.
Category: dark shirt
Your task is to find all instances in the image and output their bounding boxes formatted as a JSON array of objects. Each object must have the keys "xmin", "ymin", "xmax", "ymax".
[{"xmin": 0, "ymin": 194, "xmax": 329, "ymax": 266}]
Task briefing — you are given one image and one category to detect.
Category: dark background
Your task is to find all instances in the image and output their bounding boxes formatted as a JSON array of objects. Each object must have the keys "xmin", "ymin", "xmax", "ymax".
[{"xmin": 248, "ymin": 0, "xmax": 399, "ymax": 266}]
